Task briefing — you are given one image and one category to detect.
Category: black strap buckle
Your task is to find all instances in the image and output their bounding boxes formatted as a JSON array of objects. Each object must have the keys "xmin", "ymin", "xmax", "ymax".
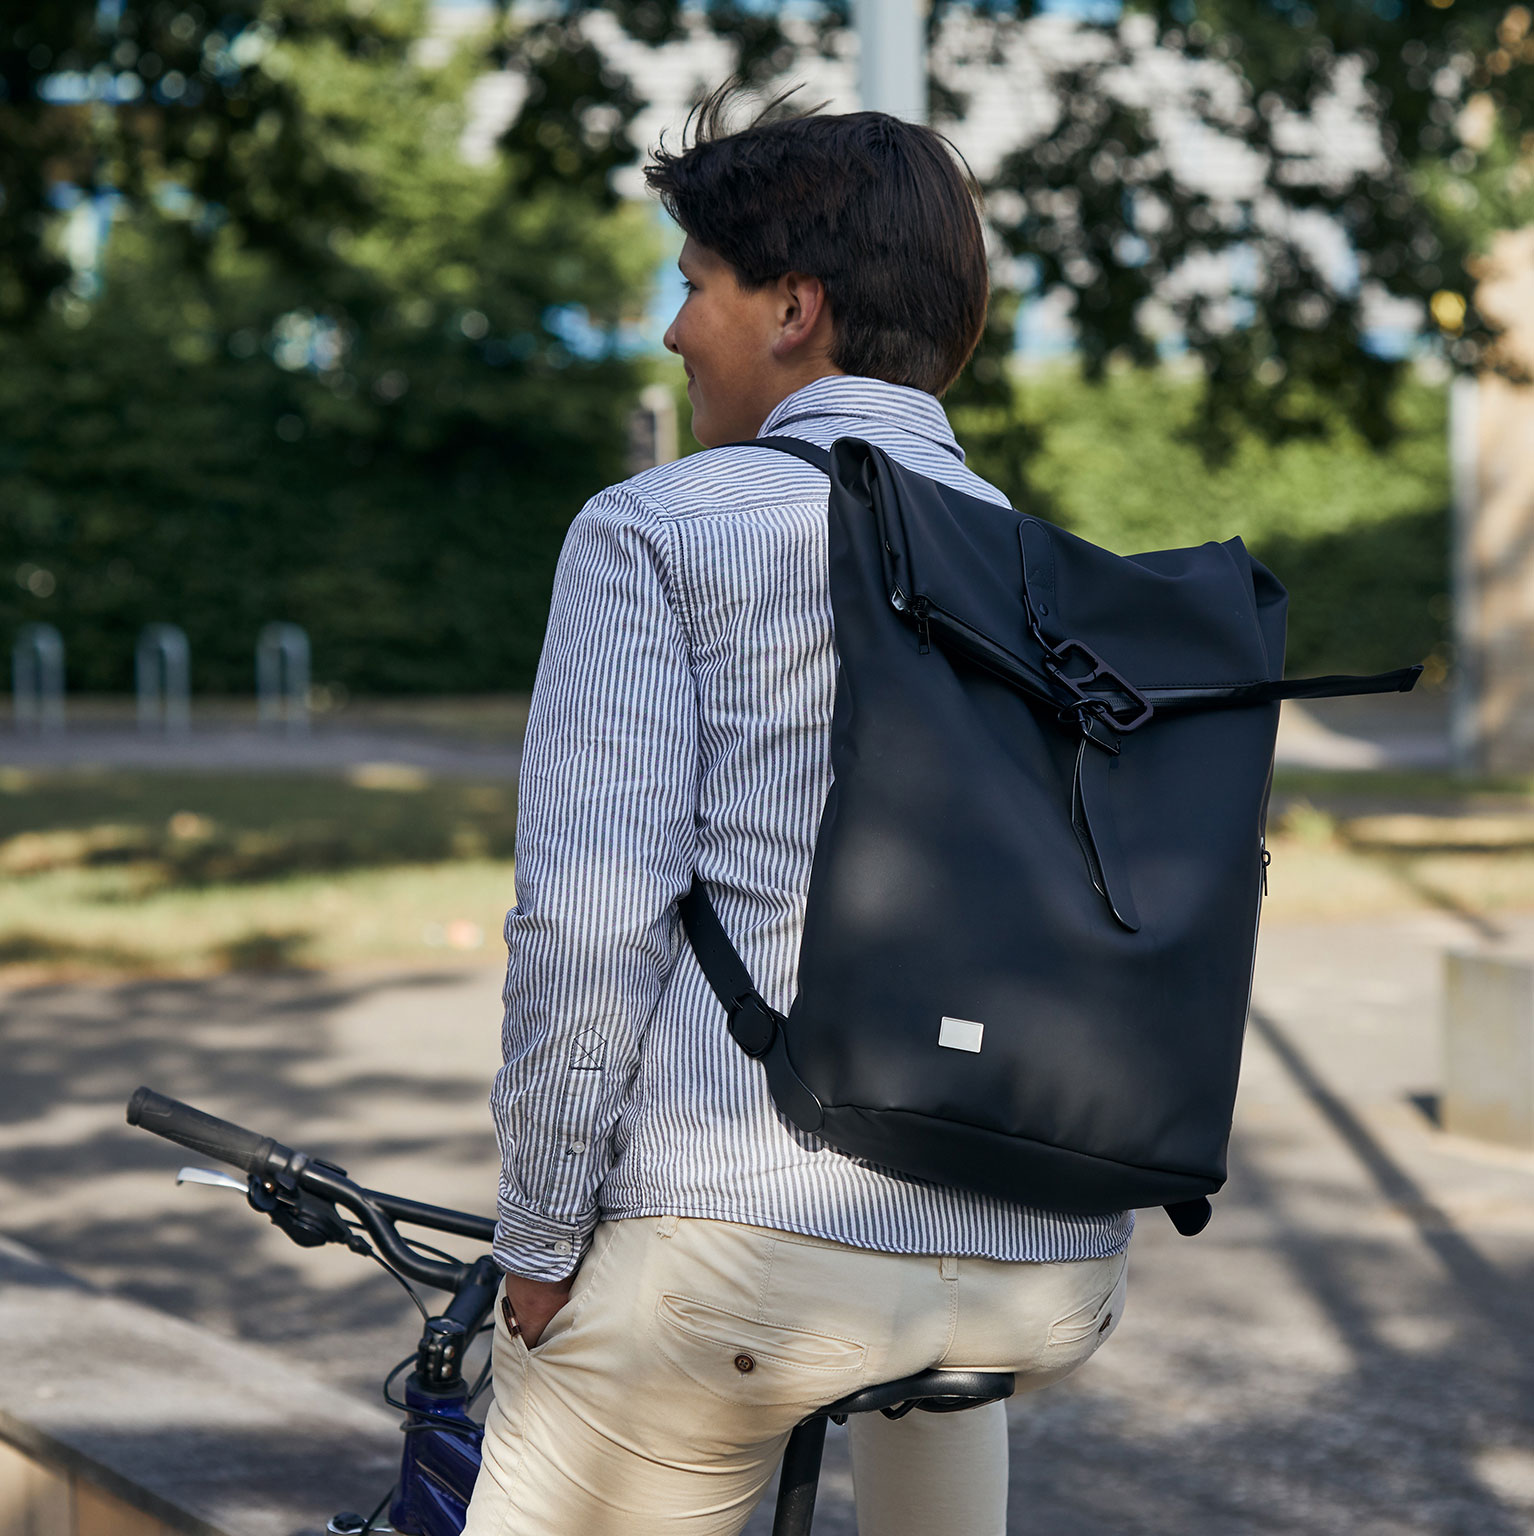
[
  {"xmin": 729, "ymin": 993, "xmax": 780, "ymax": 1059},
  {"xmin": 1041, "ymin": 638, "xmax": 1154, "ymax": 733}
]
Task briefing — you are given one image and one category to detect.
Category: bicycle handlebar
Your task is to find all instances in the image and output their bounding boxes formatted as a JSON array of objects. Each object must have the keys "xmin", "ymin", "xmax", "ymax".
[
  {"xmin": 128, "ymin": 1087, "xmax": 293, "ymax": 1179},
  {"xmin": 126, "ymin": 1086, "xmax": 497, "ymax": 1292}
]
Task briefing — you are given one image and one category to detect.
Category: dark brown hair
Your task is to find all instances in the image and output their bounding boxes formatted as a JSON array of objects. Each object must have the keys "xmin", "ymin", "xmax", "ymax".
[{"xmin": 645, "ymin": 89, "xmax": 989, "ymax": 397}]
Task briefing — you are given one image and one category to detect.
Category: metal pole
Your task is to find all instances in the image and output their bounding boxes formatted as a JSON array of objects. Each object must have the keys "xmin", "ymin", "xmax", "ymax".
[
  {"xmin": 856, "ymin": 0, "xmax": 927, "ymax": 123},
  {"xmin": 770, "ymin": 1415, "xmax": 828, "ymax": 1536},
  {"xmin": 626, "ymin": 385, "xmax": 679, "ymax": 476}
]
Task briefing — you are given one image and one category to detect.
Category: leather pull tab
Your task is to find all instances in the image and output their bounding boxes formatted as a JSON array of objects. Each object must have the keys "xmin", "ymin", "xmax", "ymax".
[
  {"xmin": 1019, "ymin": 520, "xmax": 1060, "ymax": 643},
  {"xmin": 1071, "ymin": 741, "xmax": 1142, "ymax": 933}
]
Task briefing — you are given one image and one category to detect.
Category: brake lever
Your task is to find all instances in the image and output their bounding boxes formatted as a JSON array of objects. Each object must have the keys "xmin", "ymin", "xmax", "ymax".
[
  {"xmin": 177, "ymin": 1166, "xmax": 248, "ymax": 1192},
  {"xmin": 175, "ymin": 1165, "xmax": 354, "ymax": 1250},
  {"xmin": 247, "ymin": 1178, "xmax": 364, "ymax": 1251}
]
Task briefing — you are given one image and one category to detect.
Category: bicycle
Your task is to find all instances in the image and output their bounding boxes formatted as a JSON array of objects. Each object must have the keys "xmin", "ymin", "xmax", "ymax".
[{"xmin": 127, "ymin": 1086, "xmax": 1015, "ymax": 1535}]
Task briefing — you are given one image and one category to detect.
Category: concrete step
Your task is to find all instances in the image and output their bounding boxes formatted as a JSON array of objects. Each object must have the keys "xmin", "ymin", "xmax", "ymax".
[{"xmin": 0, "ymin": 1237, "xmax": 402, "ymax": 1536}]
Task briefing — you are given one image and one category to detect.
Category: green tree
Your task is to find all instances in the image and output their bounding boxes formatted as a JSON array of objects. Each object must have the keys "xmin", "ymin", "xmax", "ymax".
[
  {"xmin": 0, "ymin": 0, "xmax": 658, "ymax": 692},
  {"xmin": 588, "ymin": 0, "xmax": 1530, "ymax": 441}
]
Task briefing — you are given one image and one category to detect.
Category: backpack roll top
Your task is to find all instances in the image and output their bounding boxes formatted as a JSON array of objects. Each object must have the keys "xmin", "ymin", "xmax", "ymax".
[{"xmin": 683, "ymin": 436, "xmax": 1421, "ymax": 1232}]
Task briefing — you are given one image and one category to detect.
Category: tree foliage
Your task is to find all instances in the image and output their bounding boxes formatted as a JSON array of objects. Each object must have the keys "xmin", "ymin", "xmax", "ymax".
[
  {"xmin": 951, "ymin": 365, "xmax": 1450, "ymax": 677},
  {"xmin": 610, "ymin": 0, "xmax": 1533, "ymax": 441},
  {"xmin": 0, "ymin": 0, "xmax": 657, "ymax": 692},
  {"xmin": 981, "ymin": 0, "xmax": 1534, "ymax": 440},
  {"xmin": 3, "ymin": 0, "xmax": 1499, "ymax": 692}
]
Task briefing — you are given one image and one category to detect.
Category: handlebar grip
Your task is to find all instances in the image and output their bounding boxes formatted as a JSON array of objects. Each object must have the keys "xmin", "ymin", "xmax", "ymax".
[{"xmin": 126, "ymin": 1086, "xmax": 286, "ymax": 1176}]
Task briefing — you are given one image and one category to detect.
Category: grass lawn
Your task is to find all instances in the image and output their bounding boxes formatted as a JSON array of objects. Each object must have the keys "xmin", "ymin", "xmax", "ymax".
[
  {"xmin": 4, "ymin": 764, "xmax": 1534, "ymax": 982},
  {"xmin": 0, "ymin": 768, "xmax": 518, "ymax": 978},
  {"xmin": 1266, "ymin": 767, "xmax": 1534, "ymax": 923}
]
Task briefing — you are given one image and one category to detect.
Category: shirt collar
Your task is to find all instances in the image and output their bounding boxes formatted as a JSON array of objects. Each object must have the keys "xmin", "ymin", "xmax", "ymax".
[{"xmin": 758, "ymin": 375, "xmax": 965, "ymax": 463}]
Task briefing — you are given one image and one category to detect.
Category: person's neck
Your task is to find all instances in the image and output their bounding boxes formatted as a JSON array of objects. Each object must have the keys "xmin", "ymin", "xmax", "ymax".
[{"xmin": 752, "ymin": 363, "xmax": 845, "ymax": 434}]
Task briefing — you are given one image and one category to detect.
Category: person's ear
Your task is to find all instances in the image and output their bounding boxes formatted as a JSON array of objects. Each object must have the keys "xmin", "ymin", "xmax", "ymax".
[{"xmin": 771, "ymin": 272, "xmax": 831, "ymax": 360}]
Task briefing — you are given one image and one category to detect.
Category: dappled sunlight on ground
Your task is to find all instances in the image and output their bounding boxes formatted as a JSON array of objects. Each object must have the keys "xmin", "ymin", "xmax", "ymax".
[{"xmin": 2, "ymin": 916, "xmax": 1534, "ymax": 1532}]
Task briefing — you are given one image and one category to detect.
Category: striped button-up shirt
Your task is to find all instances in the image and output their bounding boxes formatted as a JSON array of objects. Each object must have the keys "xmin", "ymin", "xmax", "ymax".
[{"xmin": 492, "ymin": 374, "xmax": 1134, "ymax": 1281}]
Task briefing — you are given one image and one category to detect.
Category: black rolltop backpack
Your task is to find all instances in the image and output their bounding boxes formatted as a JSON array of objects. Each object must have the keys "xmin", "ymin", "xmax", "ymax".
[{"xmin": 680, "ymin": 437, "xmax": 1420, "ymax": 1236}]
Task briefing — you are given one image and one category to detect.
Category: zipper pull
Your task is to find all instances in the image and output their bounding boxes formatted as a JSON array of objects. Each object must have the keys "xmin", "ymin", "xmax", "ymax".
[
  {"xmin": 1260, "ymin": 844, "xmax": 1271, "ymax": 897},
  {"xmin": 913, "ymin": 596, "xmax": 931, "ymax": 655}
]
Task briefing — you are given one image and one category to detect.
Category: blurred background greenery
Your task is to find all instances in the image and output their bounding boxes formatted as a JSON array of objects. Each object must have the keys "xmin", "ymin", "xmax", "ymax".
[
  {"xmin": 11, "ymin": 0, "xmax": 1532, "ymax": 694},
  {"xmin": 3, "ymin": 0, "xmax": 656, "ymax": 695},
  {"xmin": 954, "ymin": 370, "xmax": 1450, "ymax": 680},
  {"xmin": 0, "ymin": 765, "xmax": 520, "ymax": 973},
  {"xmin": 6, "ymin": 0, "xmax": 1534, "ymax": 973}
]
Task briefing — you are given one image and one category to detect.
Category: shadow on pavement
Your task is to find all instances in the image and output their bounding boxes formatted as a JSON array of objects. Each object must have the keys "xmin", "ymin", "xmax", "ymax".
[
  {"xmin": 0, "ymin": 967, "xmax": 504, "ymax": 1410},
  {"xmin": 4, "ymin": 954, "xmax": 1534, "ymax": 1534}
]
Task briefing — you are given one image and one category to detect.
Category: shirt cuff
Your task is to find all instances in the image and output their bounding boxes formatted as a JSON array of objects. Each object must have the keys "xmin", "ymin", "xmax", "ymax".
[{"xmin": 493, "ymin": 1198, "xmax": 596, "ymax": 1281}]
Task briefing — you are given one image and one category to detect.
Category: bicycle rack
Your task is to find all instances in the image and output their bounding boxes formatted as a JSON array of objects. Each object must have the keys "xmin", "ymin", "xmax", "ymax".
[
  {"xmin": 12, "ymin": 623, "xmax": 65, "ymax": 732},
  {"xmin": 257, "ymin": 622, "xmax": 311, "ymax": 734},
  {"xmin": 136, "ymin": 623, "xmax": 191, "ymax": 734}
]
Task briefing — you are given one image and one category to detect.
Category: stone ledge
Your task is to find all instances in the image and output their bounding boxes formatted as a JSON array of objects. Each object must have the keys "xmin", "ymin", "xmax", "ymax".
[{"xmin": 0, "ymin": 1238, "xmax": 401, "ymax": 1536}]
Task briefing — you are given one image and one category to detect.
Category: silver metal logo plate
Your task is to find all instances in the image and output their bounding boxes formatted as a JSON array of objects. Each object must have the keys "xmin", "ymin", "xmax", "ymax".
[{"xmin": 938, "ymin": 1016, "xmax": 984, "ymax": 1053}]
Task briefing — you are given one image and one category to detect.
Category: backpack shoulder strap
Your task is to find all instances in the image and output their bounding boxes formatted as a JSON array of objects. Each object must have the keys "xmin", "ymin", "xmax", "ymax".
[
  {"xmin": 720, "ymin": 436, "xmax": 834, "ymax": 474},
  {"xmin": 678, "ymin": 879, "xmax": 825, "ymax": 1133}
]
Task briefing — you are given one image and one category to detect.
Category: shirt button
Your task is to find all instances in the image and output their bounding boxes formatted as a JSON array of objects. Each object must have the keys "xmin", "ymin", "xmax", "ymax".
[
  {"xmin": 568, "ymin": 1139, "xmax": 587, "ymax": 1154},
  {"xmin": 553, "ymin": 1240, "xmax": 573, "ymax": 1256}
]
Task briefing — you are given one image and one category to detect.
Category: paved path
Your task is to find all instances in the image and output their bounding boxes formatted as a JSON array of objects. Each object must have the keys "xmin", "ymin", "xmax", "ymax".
[
  {"xmin": 0, "ymin": 724, "xmax": 524, "ymax": 778},
  {"xmin": 3, "ymin": 906, "xmax": 1533, "ymax": 1532},
  {"xmin": 0, "ymin": 691, "xmax": 1452, "ymax": 776}
]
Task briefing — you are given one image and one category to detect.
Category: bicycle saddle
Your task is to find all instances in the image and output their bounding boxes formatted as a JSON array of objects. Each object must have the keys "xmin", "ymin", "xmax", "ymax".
[{"xmin": 820, "ymin": 1368, "xmax": 1015, "ymax": 1423}]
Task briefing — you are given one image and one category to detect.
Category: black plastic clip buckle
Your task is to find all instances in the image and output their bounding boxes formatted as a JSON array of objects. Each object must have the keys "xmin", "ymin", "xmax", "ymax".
[
  {"xmin": 728, "ymin": 993, "xmax": 780, "ymax": 1059},
  {"xmin": 1042, "ymin": 638, "xmax": 1154, "ymax": 733}
]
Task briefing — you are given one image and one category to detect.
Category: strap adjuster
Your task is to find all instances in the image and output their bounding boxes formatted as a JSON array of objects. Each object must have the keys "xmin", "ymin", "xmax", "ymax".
[
  {"xmin": 729, "ymin": 993, "xmax": 780, "ymax": 1058},
  {"xmin": 1042, "ymin": 638, "xmax": 1154, "ymax": 733}
]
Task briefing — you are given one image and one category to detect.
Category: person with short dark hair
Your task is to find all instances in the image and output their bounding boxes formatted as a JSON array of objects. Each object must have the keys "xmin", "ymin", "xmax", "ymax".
[{"xmin": 464, "ymin": 92, "xmax": 1131, "ymax": 1536}]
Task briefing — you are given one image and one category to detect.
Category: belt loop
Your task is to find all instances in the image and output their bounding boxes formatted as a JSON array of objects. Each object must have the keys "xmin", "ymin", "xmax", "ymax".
[
  {"xmin": 940, "ymin": 1255, "xmax": 959, "ymax": 1281},
  {"xmin": 657, "ymin": 1214, "xmax": 680, "ymax": 1239}
]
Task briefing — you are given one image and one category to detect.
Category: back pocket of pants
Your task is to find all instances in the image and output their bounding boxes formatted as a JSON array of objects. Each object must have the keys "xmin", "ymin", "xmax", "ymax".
[
  {"xmin": 1047, "ymin": 1254, "xmax": 1127, "ymax": 1348},
  {"xmin": 652, "ymin": 1292, "xmax": 867, "ymax": 1407}
]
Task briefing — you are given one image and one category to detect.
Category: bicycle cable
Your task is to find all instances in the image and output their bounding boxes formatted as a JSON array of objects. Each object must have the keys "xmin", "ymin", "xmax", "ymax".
[
  {"xmin": 360, "ymin": 1242, "xmax": 431, "ymax": 1323},
  {"xmin": 380, "ymin": 1320, "xmax": 493, "ymax": 1427},
  {"xmin": 382, "ymin": 1352, "xmax": 417, "ymax": 1413},
  {"xmin": 342, "ymin": 1215, "xmax": 466, "ymax": 1322},
  {"xmin": 401, "ymin": 1419, "xmax": 481, "ymax": 1441},
  {"xmin": 338, "ymin": 1213, "xmax": 463, "ymax": 1268},
  {"xmin": 358, "ymin": 1479, "xmax": 397, "ymax": 1535},
  {"xmin": 392, "ymin": 1234, "xmax": 462, "ymax": 1267}
]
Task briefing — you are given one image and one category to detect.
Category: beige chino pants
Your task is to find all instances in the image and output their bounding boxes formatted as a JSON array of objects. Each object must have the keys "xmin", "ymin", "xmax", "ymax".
[{"xmin": 463, "ymin": 1215, "xmax": 1128, "ymax": 1536}]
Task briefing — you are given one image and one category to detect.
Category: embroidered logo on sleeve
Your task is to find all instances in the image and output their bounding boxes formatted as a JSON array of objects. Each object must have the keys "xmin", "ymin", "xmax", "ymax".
[{"xmin": 569, "ymin": 1029, "xmax": 606, "ymax": 1071}]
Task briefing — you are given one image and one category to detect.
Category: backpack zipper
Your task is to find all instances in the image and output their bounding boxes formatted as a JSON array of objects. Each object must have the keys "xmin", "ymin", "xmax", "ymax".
[
  {"xmin": 890, "ymin": 590, "xmax": 1062, "ymax": 707},
  {"xmin": 1240, "ymin": 836, "xmax": 1270, "ymax": 1032},
  {"xmin": 912, "ymin": 596, "xmax": 931, "ymax": 655}
]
